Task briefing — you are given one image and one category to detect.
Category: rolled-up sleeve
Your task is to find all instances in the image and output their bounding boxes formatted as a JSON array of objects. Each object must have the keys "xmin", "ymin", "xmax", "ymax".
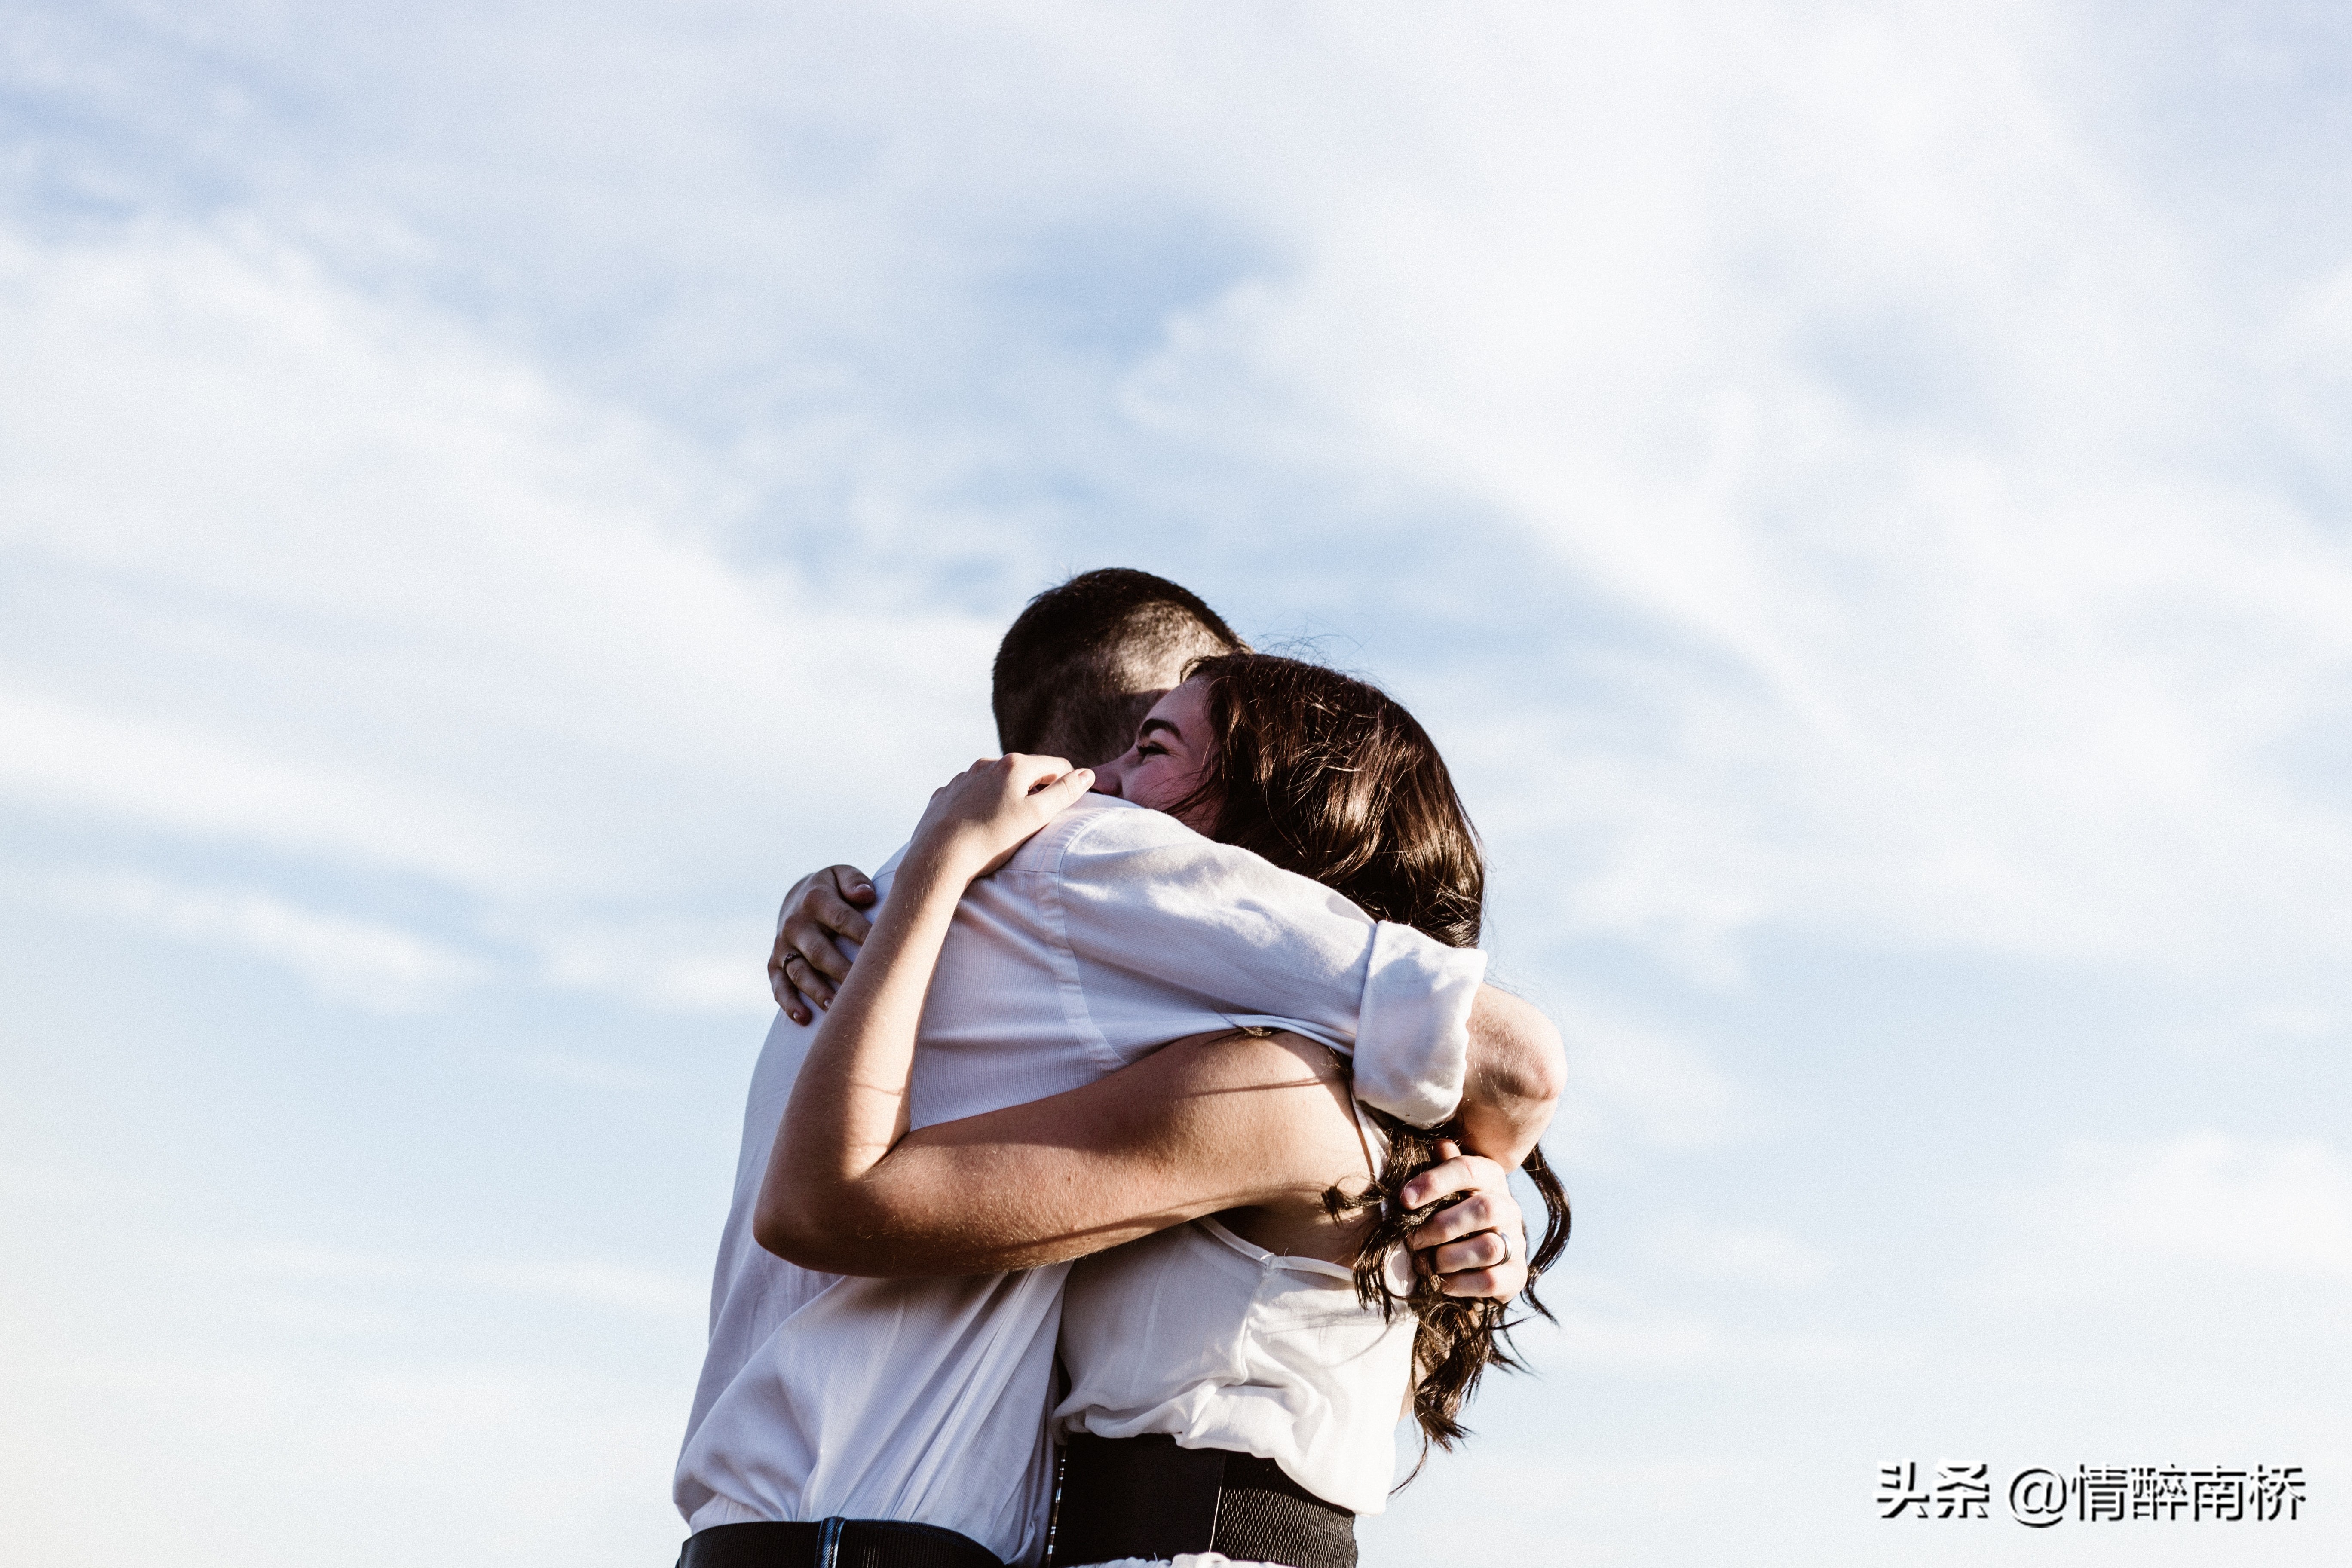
[
  {"xmin": 1353, "ymin": 921, "xmax": 1485, "ymax": 1127},
  {"xmin": 1035, "ymin": 802, "xmax": 1483, "ymax": 1127}
]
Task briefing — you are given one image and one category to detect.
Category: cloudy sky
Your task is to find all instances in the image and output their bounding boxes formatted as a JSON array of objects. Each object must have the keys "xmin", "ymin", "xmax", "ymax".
[{"xmin": 4, "ymin": 2, "xmax": 2349, "ymax": 1563}]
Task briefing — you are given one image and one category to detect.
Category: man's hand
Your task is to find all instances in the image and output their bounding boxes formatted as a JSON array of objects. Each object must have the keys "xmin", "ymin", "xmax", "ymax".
[
  {"xmin": 769, "ymin": 865, "xmax": 876, "ymax": 1025},
  {"xmin": 1403, "ymin": 1141, "xmax": 1529, "ymax": 1299}
]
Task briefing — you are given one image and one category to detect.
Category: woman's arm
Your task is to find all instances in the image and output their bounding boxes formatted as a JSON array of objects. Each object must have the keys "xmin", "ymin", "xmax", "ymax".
[
  {"xmin": 759, "ymin": 754, "xmax": 1096, "ymax": 1257},
  {"xmin": 758, "ymin": 1026, "xmax": 1378, "ymax": 1275},
  {"xmin": 760, "ymin": 1019, "xmax": 1535, "ymax": 1292},
  {"xmin": 754, "ymin": 752, "xmax": 1535, "ymax": 1286}
]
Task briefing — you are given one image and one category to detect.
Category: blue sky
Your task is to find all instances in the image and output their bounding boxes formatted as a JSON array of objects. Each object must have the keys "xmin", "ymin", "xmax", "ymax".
[{"xmin": 4, "ymin": 3, "xmax": 2349, "ymax": 1564}]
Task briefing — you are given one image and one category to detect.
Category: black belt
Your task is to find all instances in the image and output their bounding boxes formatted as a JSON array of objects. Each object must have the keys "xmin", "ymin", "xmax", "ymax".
[
  {"xmin": 1046, "ymin": 1434, "xmax": 1357, "ymax": 1568},
  {"xmin": 679, "ymin": 1519, "xmax": 1004, "ymax": 1568}
]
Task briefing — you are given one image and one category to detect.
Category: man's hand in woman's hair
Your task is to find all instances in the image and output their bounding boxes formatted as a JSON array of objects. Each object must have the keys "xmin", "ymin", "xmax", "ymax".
[
  {"xmin": 1400, "ymin": 1141, "xmax": 1531, "ymax": 1300},
  {"xmin": 770, "ymin": 865, "xmax": 876, "ymax": 1025}
]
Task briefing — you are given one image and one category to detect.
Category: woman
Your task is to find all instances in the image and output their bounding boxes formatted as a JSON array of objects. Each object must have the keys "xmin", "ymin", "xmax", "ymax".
[{"xmin": 761, "ymin": 655, "xmax": 1568, "ymax": 1568}]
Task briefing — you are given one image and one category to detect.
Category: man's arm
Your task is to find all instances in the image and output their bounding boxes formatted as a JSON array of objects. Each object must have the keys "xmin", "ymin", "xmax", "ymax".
[
  {"xmin": 1457, "ymin": 987, "xmax": 1566, "ymax": 1170},
  {"xmin": 766, "ymin": 849, "xmax": 1564, "ymax": 1155},
  {"xmin": 768, "ymin": 864, "xmax": 875, "ymax": 1024}
]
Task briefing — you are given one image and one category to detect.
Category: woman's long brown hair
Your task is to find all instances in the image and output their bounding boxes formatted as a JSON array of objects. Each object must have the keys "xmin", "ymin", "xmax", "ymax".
[{"xmin": 1172, "ymin": 652, "xmax": 1571, "ymax": 1470}]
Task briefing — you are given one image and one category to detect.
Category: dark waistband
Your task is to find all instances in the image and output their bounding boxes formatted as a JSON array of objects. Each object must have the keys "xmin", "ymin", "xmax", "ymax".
[
  {"xmin": 679, "ymin": 1519, "xmax": 1004, "ymax": 1568},
  {"xmin": 1046, "ymin": 1434, "xmax": 1357, "ymax": 1568}
]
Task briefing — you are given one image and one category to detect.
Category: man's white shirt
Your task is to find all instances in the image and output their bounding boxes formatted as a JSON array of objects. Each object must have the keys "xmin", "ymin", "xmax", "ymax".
[{"xmin": 674, "ymin": 796, "xmax": 1487, "ymax": 1564}]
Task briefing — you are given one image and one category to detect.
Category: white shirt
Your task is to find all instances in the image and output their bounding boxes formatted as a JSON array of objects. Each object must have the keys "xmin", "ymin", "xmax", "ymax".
[
  {"xmin": 1052, "ymin": 1107, "xmax": 1414, "ymax": 1517},
  {"xmin": 674, "ymin": 797, "xmax": 1486, "ymax": 1565},
  {"xmin": 1054, "ymin": 1216, "xmax": 1415, "ymax": 1517}
]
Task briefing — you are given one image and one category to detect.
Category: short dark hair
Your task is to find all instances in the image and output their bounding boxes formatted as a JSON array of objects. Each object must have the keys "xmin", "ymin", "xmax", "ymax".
[{"xmin": 991, "ymin": 569, "xmax": 1245, "ymax": 765}]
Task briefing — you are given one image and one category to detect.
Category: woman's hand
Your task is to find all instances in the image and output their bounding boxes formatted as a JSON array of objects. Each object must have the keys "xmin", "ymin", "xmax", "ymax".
[
  {"xmin": 906, "ymin": 754, "xmax": 1095, "ymax": 883},
  {"xmin": 1401, "ymin": 1140, "xmax": 1531, "ymax": 1300},
  {"xmin": 763, "ymin": 753, "xmax": 1093, "ymax": 1268}
]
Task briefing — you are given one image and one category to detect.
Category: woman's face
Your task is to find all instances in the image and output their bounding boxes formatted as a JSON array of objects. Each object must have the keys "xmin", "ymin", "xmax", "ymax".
[{"xmin": 1088, "ymin": 677, "xmax": 1219, "ymax": 832}]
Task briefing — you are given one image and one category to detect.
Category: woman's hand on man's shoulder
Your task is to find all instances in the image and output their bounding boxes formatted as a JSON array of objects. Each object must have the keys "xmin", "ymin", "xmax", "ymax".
[{"xmin": 907, "ymin": 754, "xmax": 1096, "ymax": 881}]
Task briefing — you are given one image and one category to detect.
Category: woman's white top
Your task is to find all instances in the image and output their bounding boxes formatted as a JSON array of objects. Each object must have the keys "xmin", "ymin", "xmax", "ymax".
[
  {"xmin": 1051, "ymin": 1115, "xmax": 1416, "ymax": 1517},
  {"xmin": 675, "ymin": 799, "xmax": 1484, "ymax": 1564}
]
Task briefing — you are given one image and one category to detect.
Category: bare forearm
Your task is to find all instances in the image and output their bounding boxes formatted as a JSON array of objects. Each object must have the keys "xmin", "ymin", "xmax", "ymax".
[
  {"xmin": 773, "ymin": 1131, "xmax": 1219, "ymax": 1277},
  {"xmin": 763, "ymin": 1031, "xmax": 1361, "ymax": 1277},
  {"xmin": 756, "ymin": 754, "xmax": 1104, "ymax": 1268},
  {"xmin": 761, "ymin": 851, "xmax": 961, "ymax": 1237},
  {"xmin": 1455, "ymin": 986, "xmax": 1565, "ymax": 1167}
]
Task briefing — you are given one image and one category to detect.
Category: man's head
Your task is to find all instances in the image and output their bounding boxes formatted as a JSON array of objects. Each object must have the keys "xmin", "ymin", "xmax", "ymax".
[{"xmin": 991, "ymin": 568, "xmax": 1246, "ymax": 767}]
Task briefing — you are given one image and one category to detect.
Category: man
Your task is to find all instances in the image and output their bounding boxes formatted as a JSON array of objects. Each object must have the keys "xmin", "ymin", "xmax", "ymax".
[
  {"xmin": 772, "ymin": 570, "xmax": 1555, "ymax": 1159},
  {"xmin": 677, "ymin": 570, "xmax": 1563, "ymax": 1566},
  {"xmin": 771, "ymin": 568, "xmax": 1243, "ymax": 1030}
]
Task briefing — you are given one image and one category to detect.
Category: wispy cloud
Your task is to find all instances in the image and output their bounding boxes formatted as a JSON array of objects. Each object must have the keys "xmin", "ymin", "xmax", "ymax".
[
  {"xmin": 40, "ymin": 871, "xmax": 484, "ymax": 1011},
  {"xmin": 0, "ymin": 684, "xmax": 537, "ymax": 891},
  {"xmin": 1, "ymin": 220, "xmax": 999, "ymax": 1012},
  {"xmin": 245, "ymin": 1243, "xmax": 707, "ymax": 1321},
  {"xmin": 1097, "ymin": 6, "xmax": 2352, "ymax": 976},
  {"xmin": 2021, "ymin": 1131, "xmax": 2352, "ymax": 1286},
  {"xmin": 6, "ymin": 6, "xmax": 2351, "ymax": 1566},
  {"xmin": 1648, "ymin": 1220, "xmax": 1829, "ymax": 1290},
  {"xmin": 1545, "ymin": 995, "xmax": 1755, "ymax": 1160},
  {"xmin": 17, "ymin": 9, "xmax": 2349, "ymax": 989},
  {"xmin": 527, "ymin": 917, "xmax": 780, "ymax": 1017}
]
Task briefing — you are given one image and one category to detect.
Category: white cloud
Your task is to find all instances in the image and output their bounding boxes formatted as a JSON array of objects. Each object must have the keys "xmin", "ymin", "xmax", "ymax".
[
  {"xmin": 22, "ymin": 6, "xmax": 2352, "ymax": 985},
  {"xmin": 1541, "ymin": 1273, "xmax": 1883, "ymax": 1374},
  {"xmin": 8, "ymin": 8, "xmax": 2352, "ymax": 1567},
  {"xmin": 0, "ymin": 224, "xmax": 1001, "ymax": 911},
  {"xmin": 1651, "ymin": 1220, "xmax": 1829, "ymax": 1289},
  {"xmin": 1096, "ymin": 5, "xmax": 2352, "ymax": 976},
  {"xmin": 527, "ymin": 915, "xmax": 781, "ymax": 1017},
  {"xmin": 0, "ymin": 217, "xmax": 1004, "ymax": 1049},
  {"xmin": 245, "ymin": 1243, "xmax": 706, "ymax": 1321},
  {"xmin": 42, "ymin": 871, "xmax": 484, "ymax": 1011},
  {"xmin": 0, "ymin": 685, "xmax": 542, "ymax": 891},
  {"xmin": 2037, "ymin": 1131, "xmax": 2352, "ymax": 1284},
  {"xmin": 1546, "ymin": 995, "xmax": 1754, "ymax": 1160}
]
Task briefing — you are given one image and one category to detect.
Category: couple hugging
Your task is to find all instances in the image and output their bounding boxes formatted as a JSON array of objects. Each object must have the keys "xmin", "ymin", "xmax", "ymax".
[{"xmin": 675, "ymin": 570, "xmax": 1570, "ymax": 1568}]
